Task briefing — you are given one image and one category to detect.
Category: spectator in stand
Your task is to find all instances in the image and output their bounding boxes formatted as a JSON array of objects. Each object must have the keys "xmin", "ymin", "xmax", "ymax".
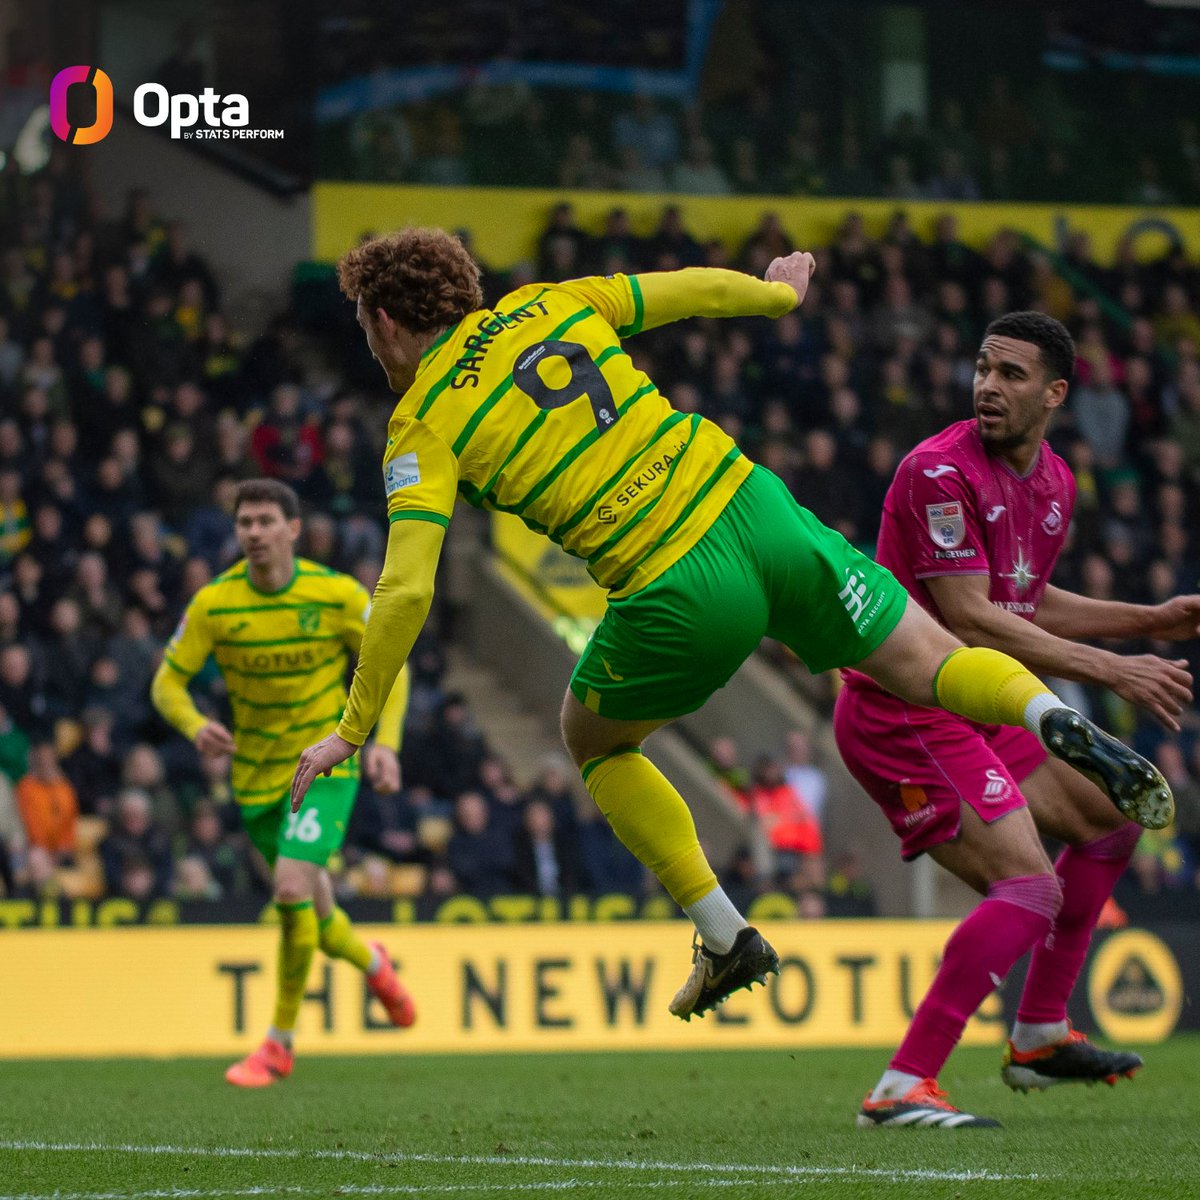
[
  {"xmin": 182, "ymin": 475, "xmax": 238, "ymax": 571},
  {"xmin": 16, "ymin": 738, "xmax": 77, "ymax": 872},
  {"xmin": 792, "ymin": 429, "xmax": 861, "ymax": 543},
  {"xmin": 526, "ymin": 752, "xmax": 583, "ymax": 840},
  {"xmin": 557, "ymin": 134, "xmax": 610, "ymax": 192},
  {"xmin": 173, "ymin": 853, "xmax": 221, "ymax": 900},
  {"xmin": 67, "ymin": 552, "xmax": 123, "ymax": 639},
  {"xmin": 1072, "ymin": 357, "xmax": 1130, "ymax": 469},
  {"xmin": 0, "ymin": 469, "xmax": 31, "ymax": 570},
  {"xmin": 0, "ymin": 762, "xmax": 24, "ymax": 896},
  {"xmin": 153, "ymin": 221, "xmax": 219, "ymax": 311},
  {"xmin": 183, "ymin": 800, "xmax": 257, "ymax": 898},
  {"xmin": 306, "ymin": 420, "xmax": 379, "ymax": 521},
  {"xmin": 925, "ymin": 149, "xmax": 981, "ymax": 201},
  {"xmin": 63, "ymin": 705, "xmax": 120, "ymax": 816},
  {"xmin": 644, "ymin": 205, "xmax": 704, "ymax": 270},
  {"xmin": 611, "ymin": 94, "xmax": 681, "ymax": 173},
  {"xmin": 746, "ymin": 755, "xmax": 824, "ymax": 877},
  {"xmin": 121, "ymin": 742, "xmax": 181, "ymax": 833},
  {"xmin": 512, "ymin": 798, "xmax": 582, "ymax": 899},
  {"xmin": 0, "ymin": 701, "xmax": 28, "ymax": 787},
  {"xmin": 250, "ymin": 384, "xmax": 323, "ymax": 485},
  {"xmin": 99, "ymin": 787, "xmax": 174, "ymax": 900},
  {"xmin": 826, "ymin": 846, "xmax": 877, "ymax": 916},
  {"xmin": 149, "ymin": 425, "xmax": 216, "ymax": 526},
  {"xmin": 782, "ymin": 730, "xmax": 828, "ymax": 825},
  {"xmin": 477, "ymin": 754, "xmax": 527, "ymax": 844},
  {"xmin": 402, "ymin": 692, "xmax": 488, "ymax": 797},
  {"xmin": 40, "ymin": 597, "xmax": 97, "ymax": 720},
  {"xmin": 671, "ymin": 137, "xmax": 733, "ymax": 195},
  {"xmin": 347, "ymin": 779, "xmax": 425, "ymax": 865},
  {"xmin": 0, "ymin": 643, "xmax": 47, "ymax": 735},
  {"xmin": 707, "ymin": 735, "xmax": 751, "ymax": 805},
  {"xmin": 445, "ymin": 790, "xmax": 515, "ymax": 899}
]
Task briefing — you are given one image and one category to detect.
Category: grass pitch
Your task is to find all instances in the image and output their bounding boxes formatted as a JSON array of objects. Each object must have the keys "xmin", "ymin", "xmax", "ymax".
[{"xmin": 2, "ymin": 1040, "xmax": 1199, "ymax": 1199}]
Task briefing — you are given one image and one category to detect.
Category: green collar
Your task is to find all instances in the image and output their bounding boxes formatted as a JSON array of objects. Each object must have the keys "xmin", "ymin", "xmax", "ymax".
[
  {"xmin": 418, "ymin": 321, "xmax": 461, "ymax": 370},
  {"xmin": 245, "ymin": 560, "xmax": 299, "ymax": 597}
]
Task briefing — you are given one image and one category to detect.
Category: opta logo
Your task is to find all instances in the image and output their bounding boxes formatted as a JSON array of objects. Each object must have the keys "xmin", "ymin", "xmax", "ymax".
[
  {"xmin": 50, "ymin": 67, "xmax": 280, "ymax": 145},
  {"xmin": 49, "ymin": 66, "xmax": 114, "ymax": 145}
]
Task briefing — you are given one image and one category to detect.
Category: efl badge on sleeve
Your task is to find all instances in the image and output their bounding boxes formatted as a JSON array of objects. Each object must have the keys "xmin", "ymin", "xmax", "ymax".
[{"xmin": 926, "ymin": 502, "xmax": 965, "ymax": 549}]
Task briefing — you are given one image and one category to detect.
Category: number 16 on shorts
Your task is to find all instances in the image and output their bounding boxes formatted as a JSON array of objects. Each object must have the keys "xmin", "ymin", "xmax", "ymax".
[{"xmin": 285, "ymin": 807, "xmax": 323, "ymax": 844}]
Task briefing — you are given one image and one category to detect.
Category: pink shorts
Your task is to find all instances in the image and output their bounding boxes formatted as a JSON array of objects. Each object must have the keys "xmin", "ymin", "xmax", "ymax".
[{"xmin": 833, "ymin": 681, "xmax": 1047, "ymax": 860}]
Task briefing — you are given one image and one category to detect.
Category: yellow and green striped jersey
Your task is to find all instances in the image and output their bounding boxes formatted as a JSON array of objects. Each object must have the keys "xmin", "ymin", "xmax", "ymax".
[
  {"xmin": 381, "ymin": 270, "xmax": 794, "ymax": 597},
  {"xmin": 159, "ymin": 558, "xmax": 370, "ymax": 804}
]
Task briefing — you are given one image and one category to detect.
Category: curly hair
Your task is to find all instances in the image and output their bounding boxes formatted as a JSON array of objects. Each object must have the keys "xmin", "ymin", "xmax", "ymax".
[
  {"xmin": 337, "ymin": 227, "xmax": 483, "ymax": 333},
  {"xmin": 983, "ymin": 311, "xmax": 1075, "ymax": 385}
]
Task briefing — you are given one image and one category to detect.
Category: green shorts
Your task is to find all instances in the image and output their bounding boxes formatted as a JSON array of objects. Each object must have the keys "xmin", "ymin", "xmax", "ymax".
[
  {"xmin": 239, "ymin": 774, "xmax": 358, "ymax": 867},
  {"xmin": 570, "ymin": 465, "xmax": 906, "ymax": 721}
]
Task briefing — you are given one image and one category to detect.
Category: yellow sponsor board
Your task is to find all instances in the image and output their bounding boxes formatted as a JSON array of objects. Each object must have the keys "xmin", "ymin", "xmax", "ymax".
[
  {"xmin": 0, "ymin": 920, "xmax": 1003, "ymax": 1058},
  {"xmin": 313, "ymin": 182, "xmax": 1200, "ymax": 271}
]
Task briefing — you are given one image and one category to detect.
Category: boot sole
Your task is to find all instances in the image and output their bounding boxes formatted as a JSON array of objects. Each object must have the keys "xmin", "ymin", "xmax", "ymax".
[{"xmin": 1043, "ymin": 712, "xmax": 1173, "ymax": 829}]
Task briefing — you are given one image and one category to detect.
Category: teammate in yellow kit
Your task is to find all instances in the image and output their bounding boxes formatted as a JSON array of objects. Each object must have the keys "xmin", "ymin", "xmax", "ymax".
[
  {"xmin": 290, "ymin": 228, "xmax": 1170, "ymax": 1022},
  {"xmin": 152, "ymin": 479, "xmax": 415, "ymax": 1087}
]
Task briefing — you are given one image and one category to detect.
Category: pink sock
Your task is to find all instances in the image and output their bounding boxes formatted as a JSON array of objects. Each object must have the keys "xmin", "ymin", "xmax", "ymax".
[
  {"xmin": 1016, "ymin": 823, "xmax": 1141, "ymax": 1025},
  {"xmin": 891, "ymin": 874, "xmax": 1062, "ymax": 1079}
]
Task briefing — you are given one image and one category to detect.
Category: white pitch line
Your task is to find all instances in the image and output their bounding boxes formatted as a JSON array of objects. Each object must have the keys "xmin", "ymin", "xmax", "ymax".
[
  {"xmin": 0, "ymin": 1181, "xmax": 774, "ymax": 1200},
  {"xmin": 0, "ymin": 1140, "xmax": 1040, "ymax": 1185}
]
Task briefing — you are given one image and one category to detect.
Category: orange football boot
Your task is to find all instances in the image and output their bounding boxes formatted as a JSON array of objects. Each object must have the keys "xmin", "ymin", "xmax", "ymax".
[
  {"xmin": 367, "ymin": 941, "xmax": 416, "ymax": 1027},
  {"xmin": 224, "ymin": 1037, "xmax": 294, "ymax": 1088}
]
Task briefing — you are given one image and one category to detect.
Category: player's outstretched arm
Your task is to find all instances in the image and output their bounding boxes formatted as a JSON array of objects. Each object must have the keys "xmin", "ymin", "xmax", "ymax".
[
  {"xmin": 291, "ymin": 519, "xmax": 443, "ymax": 811},
  {"xmin": 632, "ymin": 256, "xmax": 815, "ymax": 333},
  {"xmin": 1037, "ymin": 584, "xmax": 1200, "ymax": 642},
  {"xmin": 926, "ymin": 574, "xmax": 1194, "ymax": 731}
]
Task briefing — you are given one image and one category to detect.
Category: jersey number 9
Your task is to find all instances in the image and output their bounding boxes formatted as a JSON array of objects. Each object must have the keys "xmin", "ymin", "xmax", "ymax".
[{"xmin": 513, "ymin": 339, "xmax": 620, "ymax": 433}]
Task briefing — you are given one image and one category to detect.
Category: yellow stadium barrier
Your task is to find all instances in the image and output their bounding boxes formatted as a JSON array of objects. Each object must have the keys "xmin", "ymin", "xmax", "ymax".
[{"xmin": 312, "ymin": 182, "xmax": 1200, "ymax": 270}]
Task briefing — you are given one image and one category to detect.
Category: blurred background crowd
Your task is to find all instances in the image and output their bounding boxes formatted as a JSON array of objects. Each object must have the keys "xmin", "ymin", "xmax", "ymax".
[
  {"xmin": 318, "ymin": 6, "xmax": 1200, "ymax": 208},
  {"xmin": 4, "ymin": 159, "xmax": 1200, "ymax": 914},
  {"xmin": 4, "ymin": 8, "xmax": 1200, "ymax": 914}
]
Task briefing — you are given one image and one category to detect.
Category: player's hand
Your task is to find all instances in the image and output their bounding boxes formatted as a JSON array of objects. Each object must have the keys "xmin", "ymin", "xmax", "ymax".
[
  {"xmin": 1109, "ymin": 654, "xmax": 1194, "ymax": 731},
  {"xmin": 364, "ymin": 743, "xmax": 401, "ymax": 795},
  {"xmin": 765, "ymin": 251, "xmax": 817, "ymax": 307},
  {"xmin": 1143, "ymin": 594, "xmax": 1200, "ymax": 641},
  {"xmin": 291, "ymin": 732, "xmax": 357, "ymax": 812},
  {"xmin": 194, "ymin": 721, "xmax": 235, "ymax": 756}
]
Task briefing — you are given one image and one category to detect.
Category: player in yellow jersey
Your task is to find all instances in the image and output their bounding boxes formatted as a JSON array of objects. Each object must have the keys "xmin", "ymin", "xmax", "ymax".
[
  {"xmin": 290, "ymin": 228, "xmax": 1170, "ymax": 1024},
  {"xmin": 151, "ymin": 479, "xmax": 416, "ymax": 1087}
]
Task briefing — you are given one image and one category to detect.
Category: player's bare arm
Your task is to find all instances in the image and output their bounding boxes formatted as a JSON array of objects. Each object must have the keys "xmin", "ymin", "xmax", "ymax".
[
  {"xmin": 1036, "ymin": 584, "xmax": 1200, "ymax": 643},
  {"xmin": 926, "ymin": 573, "xmax": 1193, "ymax": 730}
]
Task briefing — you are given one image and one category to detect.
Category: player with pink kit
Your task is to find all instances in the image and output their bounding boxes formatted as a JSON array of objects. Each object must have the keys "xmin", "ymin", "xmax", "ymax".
[{"xmin": 836, "ymin": 312, "xmax": 1200, "ymax": 1129}]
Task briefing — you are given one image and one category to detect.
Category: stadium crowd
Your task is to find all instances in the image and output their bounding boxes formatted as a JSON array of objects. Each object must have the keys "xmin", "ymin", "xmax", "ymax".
[
  {"xmin": 1, "ymin": 149, "xmax": 1200, "ymax": 912},
  {"xmin": 327, "ymin": 70, "xmax": 1200, "ymax": 208}
]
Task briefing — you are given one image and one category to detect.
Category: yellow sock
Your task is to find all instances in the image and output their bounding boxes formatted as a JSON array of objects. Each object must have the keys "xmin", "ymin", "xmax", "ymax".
[
  {"xmin": 273, "ymin": 900, "xmax": 318, "ymax": 1033},
  {"xmin": 318, "ymin": 905, "xmax": 374, "ymax": 972},
  {"xmin": 934, "ymin": 646, "xmax": 1056, "ymax": 728},
  {"xmin": 582, "ymin": 747, "xmax": 717, "ymax": 908}
]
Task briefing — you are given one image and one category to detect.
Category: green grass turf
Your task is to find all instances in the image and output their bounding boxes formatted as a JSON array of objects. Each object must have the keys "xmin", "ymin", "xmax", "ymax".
[{"xmin": 2, "ymin": 1040, "xmax": 1199, "ymax": 1199}]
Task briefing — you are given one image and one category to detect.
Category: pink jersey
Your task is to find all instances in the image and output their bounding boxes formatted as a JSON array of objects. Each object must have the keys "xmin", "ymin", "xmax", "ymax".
[
  {"xmin": 836, "ymin": 420, "xmax": 1073, "ymax": 857},
  {"xmin": 878, "ymin": 419, "xmax": 1074, "ymax": 620}
]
